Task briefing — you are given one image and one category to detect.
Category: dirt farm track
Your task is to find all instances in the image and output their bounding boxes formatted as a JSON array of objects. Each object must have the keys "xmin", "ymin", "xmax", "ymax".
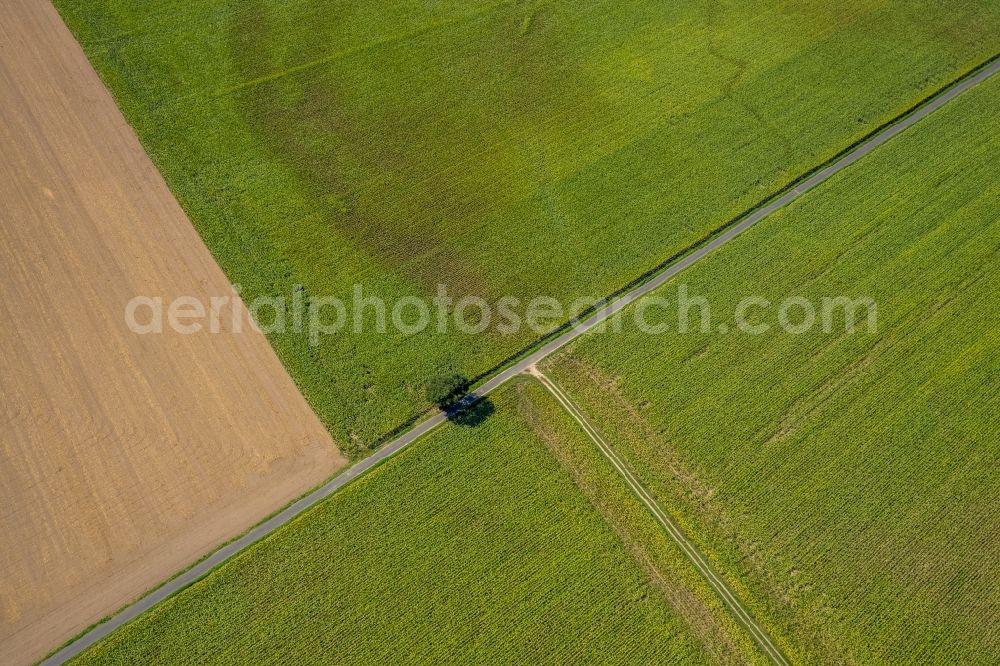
[{"xmin": 0, "ymin": 1, "xmax": 345, "ymax": 663}]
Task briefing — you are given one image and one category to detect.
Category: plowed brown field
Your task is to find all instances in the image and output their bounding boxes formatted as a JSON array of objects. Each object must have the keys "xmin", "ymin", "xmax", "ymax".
[{"xmin": 0, "ymin": 1, "xmax": 345, "ymax": 663}]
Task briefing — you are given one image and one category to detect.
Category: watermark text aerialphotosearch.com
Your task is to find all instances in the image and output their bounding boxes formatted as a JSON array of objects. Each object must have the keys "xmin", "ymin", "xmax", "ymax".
[{"xmin": 125, "ymin": 284, "xmax": 877, "ymax": 343}]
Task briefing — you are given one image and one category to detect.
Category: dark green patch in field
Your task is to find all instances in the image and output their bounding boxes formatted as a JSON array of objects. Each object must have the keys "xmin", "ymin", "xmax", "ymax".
[{"xmin": 227, "ymin": 0, "xmax": 615, "ymax": 298}]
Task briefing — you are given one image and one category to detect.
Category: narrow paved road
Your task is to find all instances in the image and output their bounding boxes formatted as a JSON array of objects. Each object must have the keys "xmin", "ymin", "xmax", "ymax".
[
  {"xmin": 532, "ymin": 368, "xmax": 789, "ymax": 666},
  {"xmin": 42, "ymin": 55, "xmax": 1000, "ymax": 666}
]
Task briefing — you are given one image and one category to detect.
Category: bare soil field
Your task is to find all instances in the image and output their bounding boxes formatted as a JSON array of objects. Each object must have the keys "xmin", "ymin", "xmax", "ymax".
[{"xmin": 0, "ymin": 1, "xmax": 345, "ymax": 663}]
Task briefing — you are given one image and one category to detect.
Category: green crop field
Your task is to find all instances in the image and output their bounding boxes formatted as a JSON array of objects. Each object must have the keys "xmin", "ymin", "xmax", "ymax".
[
  {"xmin": 53, "ymin": 0, "xmax": 1000, "ymax": 450},
  {"xmin": 70, "ymin": 381, "xmax": 764, "ymax": 665},
  {"xmin": 544, "ymin": 74, "xmax": 1000, "ymax": 663}
]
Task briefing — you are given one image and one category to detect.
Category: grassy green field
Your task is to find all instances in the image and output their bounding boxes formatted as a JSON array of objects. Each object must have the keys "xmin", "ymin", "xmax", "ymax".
[
  {"xmin": 70, "ymin": 381, "xmax": 764, "ymax": 665},
  {"xmin": 544, "ymin": 74, "xmax": 1000, "ymax": 663},
  {"xmin": 54, "ymin": 0, "xmax": 1000, "ymax": 450}
]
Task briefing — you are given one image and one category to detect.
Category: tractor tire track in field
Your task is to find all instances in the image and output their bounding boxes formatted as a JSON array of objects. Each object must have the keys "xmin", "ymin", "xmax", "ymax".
[
  {"xmin": 530, "ymin": 367, "xmax": 790, "ymax": 666},
  {"xmin": 41, "ymin": 53, "xmax": 1000, "ymax": 666}
]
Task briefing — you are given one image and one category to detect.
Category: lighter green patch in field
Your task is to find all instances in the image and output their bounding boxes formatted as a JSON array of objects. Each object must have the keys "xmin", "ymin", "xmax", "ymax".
[{"xmin": 546, "ymin": 75, "xmax": 1000, "ymax": 664}]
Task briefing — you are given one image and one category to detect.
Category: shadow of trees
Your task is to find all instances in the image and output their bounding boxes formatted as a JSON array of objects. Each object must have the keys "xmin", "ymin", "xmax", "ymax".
[
  {"xmin": 445, "ymin": 395, "xmax": 495, "ymax": 427},
  {"xmin": 426, "ymin": 371, "xmax": 495, "ymax": 428}
]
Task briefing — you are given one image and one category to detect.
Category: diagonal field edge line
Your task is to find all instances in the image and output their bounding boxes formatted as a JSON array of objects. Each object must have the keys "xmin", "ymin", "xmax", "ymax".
[
  {"xmin": 210, "ymin": 0, "xmax": 512, "ymax": 100},
  {"xmin": 40, "ymin": 56, "xmax": 1000, "ymax": 666},
  {"xmin": 532, "ymin": 369, "xmax": 789, "ymax": 666}
]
